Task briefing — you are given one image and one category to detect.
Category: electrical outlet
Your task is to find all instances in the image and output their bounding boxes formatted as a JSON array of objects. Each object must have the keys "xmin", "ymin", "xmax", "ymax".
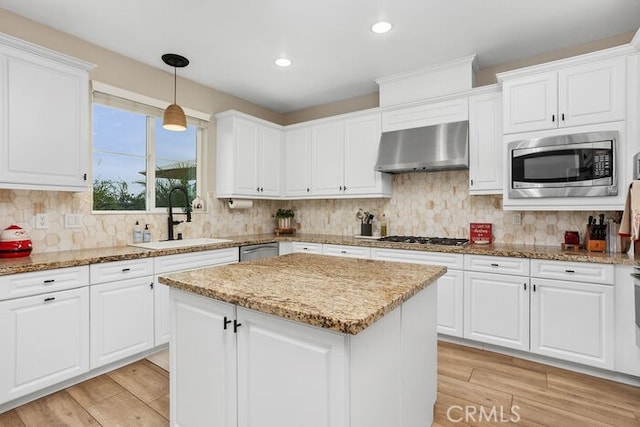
[
  {"xmin": 64, "ymin": 213, "xmax": 82, "ymax": 228},
  {"xmin": 512, "ymin": 213, "xmax": 522, "ymax": 226},
  {"xmin": 35, "ymin": 213, "xmax": 49, "ymax": 229}
]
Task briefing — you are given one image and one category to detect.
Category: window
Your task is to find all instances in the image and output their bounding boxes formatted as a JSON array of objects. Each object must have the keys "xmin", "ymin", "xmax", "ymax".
[{"xmin": 92, "ymin": 89, "xmax": 207, "ymax": 212}]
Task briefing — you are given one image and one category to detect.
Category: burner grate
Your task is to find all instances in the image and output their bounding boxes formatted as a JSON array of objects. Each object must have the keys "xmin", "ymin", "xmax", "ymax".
[{"xmin": 379, "ymin": 235, "xmax": 469, "ymax": 246}]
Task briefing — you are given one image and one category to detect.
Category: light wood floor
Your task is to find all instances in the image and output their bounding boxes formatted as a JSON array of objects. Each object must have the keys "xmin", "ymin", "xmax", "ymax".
[{"xmin": 1, "ymin": 342, "xmax": 638, "ymax": 426}]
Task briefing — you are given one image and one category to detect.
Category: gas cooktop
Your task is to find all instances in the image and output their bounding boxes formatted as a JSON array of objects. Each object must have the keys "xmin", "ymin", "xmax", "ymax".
[{"xmin": 378, "ymin": 235, "xmax": 470, "ymax": 247}]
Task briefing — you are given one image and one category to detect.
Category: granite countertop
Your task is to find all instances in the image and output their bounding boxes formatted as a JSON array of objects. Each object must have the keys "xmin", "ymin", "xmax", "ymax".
[
  {"xmin": 158, "ymin": 253, "xmax": 446, "ymax": 335},
  {"xmin": 0, "ymin": 232, "xmax": 634, "ymax": 276}
]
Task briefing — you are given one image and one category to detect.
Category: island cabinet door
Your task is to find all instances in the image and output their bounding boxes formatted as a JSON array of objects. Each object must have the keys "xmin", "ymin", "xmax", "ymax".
[
  {"xmin": 236, "ymin": 307, "xmax": 347, "ymax": 427},
  {"xmin": 170, "ymin": 289, "xmax": 237, "ymax": 427}
]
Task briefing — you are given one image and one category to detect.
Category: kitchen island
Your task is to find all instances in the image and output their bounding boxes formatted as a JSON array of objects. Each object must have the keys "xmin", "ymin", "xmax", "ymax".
[{"xmin": 159, "ymin": 253, "xmax": 446, "ymax": 427}]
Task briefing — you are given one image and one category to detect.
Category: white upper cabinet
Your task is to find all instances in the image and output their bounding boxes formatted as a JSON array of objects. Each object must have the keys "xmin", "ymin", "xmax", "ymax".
[
  {"xmin": 216, "ymin": 111, "xmax": 283, "ymax": 199},
  {"xmin": 0, "ymin": 33, "xmax": 93, "ymax": 191},
  {"xmin": 468, "ymin": 87, "xmax": 503, "ymax": 195},
  {"xmin": 284, "ymin": 110, "xmax": 391, "ymax": 199},
  {"xmin": 284, "ymin": 127, "xmax": 312, "ymax": 196},
  {"xmin": 502, "ymin": 56, "xmax": 626, "ymax": 134},
  {"xmin": 311, "ymin": 121, "xmax": 345, "ymax": 196}
]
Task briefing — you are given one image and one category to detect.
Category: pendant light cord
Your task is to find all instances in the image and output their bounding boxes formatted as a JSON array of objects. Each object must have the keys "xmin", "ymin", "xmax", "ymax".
[{"xmin": 173, "ymin": 67, "xmax": 177, "ymax": 104}]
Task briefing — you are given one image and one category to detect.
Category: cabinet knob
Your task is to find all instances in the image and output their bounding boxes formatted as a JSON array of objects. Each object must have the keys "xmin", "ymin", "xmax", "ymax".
[
  {"xmin": 533, "ymin": 284, "xmax": 537, "ymax": 292},
  {"xmin": 83, "ymin": 173, "xmax": 87, "ymax": 181},
  {"xmin": 470, "ymin": 179, "xmax": 474, "ymax": 186},
  {"xmin": 552, "ymin": 114, "xmax": 555, "ymax": 122},
  {"xmin": 343, "ymin": 186, "xmax": 347, "ymax": 191},
  {"xmin": 256, "ymin": 187, "xmax": 260, "ymax": 192},
  {"xmin": 561, "ymin": 113, "xmax": 565, "ymax": 121},
  {"xmin": 341, "ymin": 250, "xmax": 347, "ymax": 254},
  {"xmin": 260, "ymin": 187, "xmax": 264, "ymax": 192},
  {"xmin": 523, "ymin": 283, "xmax": 527, "ymax": 291},
  {"xmin": 339, "ymin": 186, "xmax": 343, "ymax": 191},
  {"xmin": 149, "ymin": 282, "xmax": 154, "ymax": 289},
  {"xmin": 306, "ymin": 188, "xmax": 310, "ymax": 192}
]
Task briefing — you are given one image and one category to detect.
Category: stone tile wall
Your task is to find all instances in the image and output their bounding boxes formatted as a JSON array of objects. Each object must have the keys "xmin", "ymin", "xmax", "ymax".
[{"xmin": 0, "ymin": 170, "xmax": 613, "ymax": 253}]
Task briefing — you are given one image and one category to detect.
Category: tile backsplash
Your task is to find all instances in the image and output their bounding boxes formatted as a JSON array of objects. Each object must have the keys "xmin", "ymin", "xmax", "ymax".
[{"xmin": 0, "ymin": 170, "xmax": 612, "ymax": 253}]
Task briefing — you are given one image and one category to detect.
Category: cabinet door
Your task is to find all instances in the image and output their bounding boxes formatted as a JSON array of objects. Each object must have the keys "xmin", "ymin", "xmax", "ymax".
[
  {"xmin": 233, "ymin": 118, "xmax": 260, "ymax": 195},
  {"xmin": 437, "ymin": 270, "xmax": 464, "ymax": 337},
  {"xmin": 0, "ymin": 45, "xmax": 89, "ymax": 191},
  {"xmin": 311, "ymin": 122, "xmax": 344, "ymax": 196},
  {"xmin": 502, "ymin": 71, "xmax": 557, "ymax": 134},
  {"xmin": 284, "ymin": 127, "xmax": 312, "ymax": 196},
  {"xmin": 468, "ymin": 90, "xmax": 503, "ymax": 194},
  {"xmin": 464, "ymin": 271, "xmax": 529, "ymax": 350},
  {"xmin": 259, "ymin": 125, "xmax": 282, "ymax": 197},
  {"xmin": 343, "ymin": 114, "xmax": 383, "ymax": 195},
  {"xmin": 0, "ymin": 287, "xmax": 89, "ymax": 404},
  {"xmin": 558, "ymin": 57, "xmax": 626, "ymax": 128},
  {"xmin": 90, "ymin": 276, "xmax": 154, "ymax": 368},
  {"xmin": 236, "ymin": 307, "xmax": 346, "ymax": 427},
  {"xmin": 530, "ymin": 278, "xmax": 614, "ymax": 369},
  {"xmin": 170, "ymin": 289, "xmax": 237, "ymax": 427}
]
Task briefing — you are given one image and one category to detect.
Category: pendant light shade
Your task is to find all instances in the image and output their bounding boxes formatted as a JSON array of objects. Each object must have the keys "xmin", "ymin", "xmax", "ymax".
[{"xmin": 161, "ymin": 53, "xmax": 189, "ymax": 131}]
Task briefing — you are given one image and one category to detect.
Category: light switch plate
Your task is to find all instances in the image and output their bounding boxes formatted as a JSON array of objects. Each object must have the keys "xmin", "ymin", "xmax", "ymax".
[{"xmin": 64, "ymin": 213, "xmax": 82, "ymax": 228}]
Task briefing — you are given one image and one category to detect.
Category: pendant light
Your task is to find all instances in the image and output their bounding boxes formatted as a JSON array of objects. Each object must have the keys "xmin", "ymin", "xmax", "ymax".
[{"xmin": 162, "ymin": 53, "xmax": 189, "ymax": 131}]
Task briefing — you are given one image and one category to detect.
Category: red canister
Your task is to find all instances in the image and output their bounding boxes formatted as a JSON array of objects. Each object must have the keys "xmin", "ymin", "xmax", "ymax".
[
  {"xmin": 0, "ymin": 225, "xmax": 33, "ymax": 258},
  {"xmin": 564, "ymin": 230, "xmax": 580, "ymax": 245}
]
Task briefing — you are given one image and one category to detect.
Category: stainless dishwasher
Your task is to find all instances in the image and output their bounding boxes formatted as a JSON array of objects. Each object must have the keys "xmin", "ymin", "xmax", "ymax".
[{"xmin": 239, "ymin": 242, "xmax": 279, "ymax": 262}]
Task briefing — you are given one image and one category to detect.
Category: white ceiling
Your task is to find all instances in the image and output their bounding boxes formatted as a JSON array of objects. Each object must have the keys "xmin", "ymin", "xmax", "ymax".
[{"xmin": 1, "ymin": 1, "xmax": 639, "ymax": 113}]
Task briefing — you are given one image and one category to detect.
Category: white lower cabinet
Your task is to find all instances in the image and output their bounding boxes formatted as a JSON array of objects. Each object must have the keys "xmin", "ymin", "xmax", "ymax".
[
  {"xmin": 90, "ymin": 276, "xmax": 154, "ymax": 368},
  {"xmin": 323, "ymin": 244, "xmax": 371, "ymax": 259},
  {"xmin": 170, "ymin": 283, "xmax": 437, "ymax": 427},
  {"xmin": 236, "ymin": 307, "xmax": 346, "ymax": 427},
  {"xmin": 371, "ymin": 248, "xmax": 464, "ymax": 337},
  {"xmin": 291, "ymin": 241, "xmax": 323, "ymax": 254},
  {"xmin": 0, "ymin": 287, "xmax": 89, "ymax": 404},
  {"xmin": 154, "ymin": 248, "xmax": 239, "ymax": 345},
  {"xmin": 463, "ymin": 271, "xmax": 530, "ymax": 351},
  {"xmin": 530, "ymin": 260, "xmax": 614, "ymax": 370},
  {"xmin": 613, "ymin": 265, "xmax": 640, "ymax": 377}
]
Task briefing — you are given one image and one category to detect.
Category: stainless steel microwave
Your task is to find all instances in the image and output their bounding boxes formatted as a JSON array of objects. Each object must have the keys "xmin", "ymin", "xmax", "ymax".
[{"xmin": 508, "ymin": 131, "xmax": 617, "ymax": 198}]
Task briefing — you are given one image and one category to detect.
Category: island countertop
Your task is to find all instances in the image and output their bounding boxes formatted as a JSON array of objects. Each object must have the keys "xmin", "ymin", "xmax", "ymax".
[{"xmin": 158, "ymin": 253, "xmax": 446, "ymax": 335}]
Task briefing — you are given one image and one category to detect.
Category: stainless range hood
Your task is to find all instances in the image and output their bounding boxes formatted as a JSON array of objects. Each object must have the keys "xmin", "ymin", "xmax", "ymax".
[{"xmin": 374, "ymin": 121, "xmax": 469, "ymax": 173}]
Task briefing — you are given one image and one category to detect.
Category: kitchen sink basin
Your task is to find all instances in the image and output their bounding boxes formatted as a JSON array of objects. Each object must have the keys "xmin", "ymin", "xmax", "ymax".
[{"xmin": 129, "ymin": 238, "xmax": 233, "ymax": 250}]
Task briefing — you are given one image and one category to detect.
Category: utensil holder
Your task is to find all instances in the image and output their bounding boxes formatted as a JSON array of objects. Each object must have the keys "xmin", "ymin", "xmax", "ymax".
[{"xmin": 360, "ymin": 223, "xmax": 372, "ymax": 236}]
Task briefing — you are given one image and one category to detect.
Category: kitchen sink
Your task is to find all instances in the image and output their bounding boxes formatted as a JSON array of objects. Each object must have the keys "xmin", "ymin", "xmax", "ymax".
[{"xmin": 129, "ymin": 238, "xmax": 233, "ymax": 250}]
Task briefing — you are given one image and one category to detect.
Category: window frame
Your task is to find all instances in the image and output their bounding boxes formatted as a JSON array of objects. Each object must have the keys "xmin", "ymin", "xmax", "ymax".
[{"xmin": 91, "ymin": 82, "xmax": 209, "ymax": 214}]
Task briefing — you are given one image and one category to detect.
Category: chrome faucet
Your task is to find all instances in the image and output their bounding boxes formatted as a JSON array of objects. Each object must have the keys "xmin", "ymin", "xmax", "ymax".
[{"xmin": 167, "ymin": 186, "xmax": 192, "ymax": 241}]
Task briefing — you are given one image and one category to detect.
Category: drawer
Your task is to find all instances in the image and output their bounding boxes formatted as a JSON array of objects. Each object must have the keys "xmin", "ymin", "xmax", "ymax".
[
  {"xmin": 0, "ymin": 266, "xmax": 89, "ymax": 300},
  {"xmin": 530, "ymin": 259, "xmax": 614, "ymax": 285},
  {"xmin": 464, "ymin": 254, "xmax": 530, "ymax": 276},
  {"xmin": 370, "ymin": 248, "xmax": 463, "ymax": 269},
  {"xmin": 90, "ymin": 258, "xmax": 154, "ymax": 284},
  {"xmin": 323, "ymin": 244, "xmax": 371, "ymax": 259},
  {"xmin": 155, "ymin": 248, "xmax": 238, "ymax": 275},
  {"xmin": 291, "ymin": 242, "xmax": 323, "ymax": 254}
]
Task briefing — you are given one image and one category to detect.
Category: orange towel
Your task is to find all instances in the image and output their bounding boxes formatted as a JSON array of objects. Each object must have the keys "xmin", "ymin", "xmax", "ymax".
[{"xmin": 619, "ymin": 180, "xmax": 640, "ymax": 240}]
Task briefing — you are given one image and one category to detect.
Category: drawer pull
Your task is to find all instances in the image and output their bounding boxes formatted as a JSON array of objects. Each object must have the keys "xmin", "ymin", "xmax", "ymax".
[
  {"xmin": 523, "ymin": 283, "xmax": 527, "ymax": 291},
  {"xmin": 122, "ymin": 268, "xmax": 131, "ymax": 272},
  {"xmin": 341, "ymin": 250, "xmax": 347, "ymax": 254},
  {"xmin": 490, "ymin": 263, "xmax": 499, "ymax": 267},
  {"xmin": 44, "ymin": 297, "xmax": 56, "ymax": 302},
  {"xmin": 223, "ymin": 316, "xmax": 232, "ymax": 330},
  {"xmin": 43, "ymin": 279, "xmax": 55, "ymax": 284},
  {"xmin": 565, "ymin": 269, "xmax": 575, "ymax": 273},
  {"xmin": 233, "ymin": 320, "xmax": 242, "ymax": 333}
]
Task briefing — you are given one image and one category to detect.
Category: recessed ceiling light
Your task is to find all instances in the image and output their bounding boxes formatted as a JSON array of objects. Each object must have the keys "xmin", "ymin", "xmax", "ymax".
[
  {"xmin": 371, "ymin": 21, "xmax": 392, "ymax": 34},
  {"xmin": 275, "ymin": 58, "xmax": 292, "ymax": 67}
]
